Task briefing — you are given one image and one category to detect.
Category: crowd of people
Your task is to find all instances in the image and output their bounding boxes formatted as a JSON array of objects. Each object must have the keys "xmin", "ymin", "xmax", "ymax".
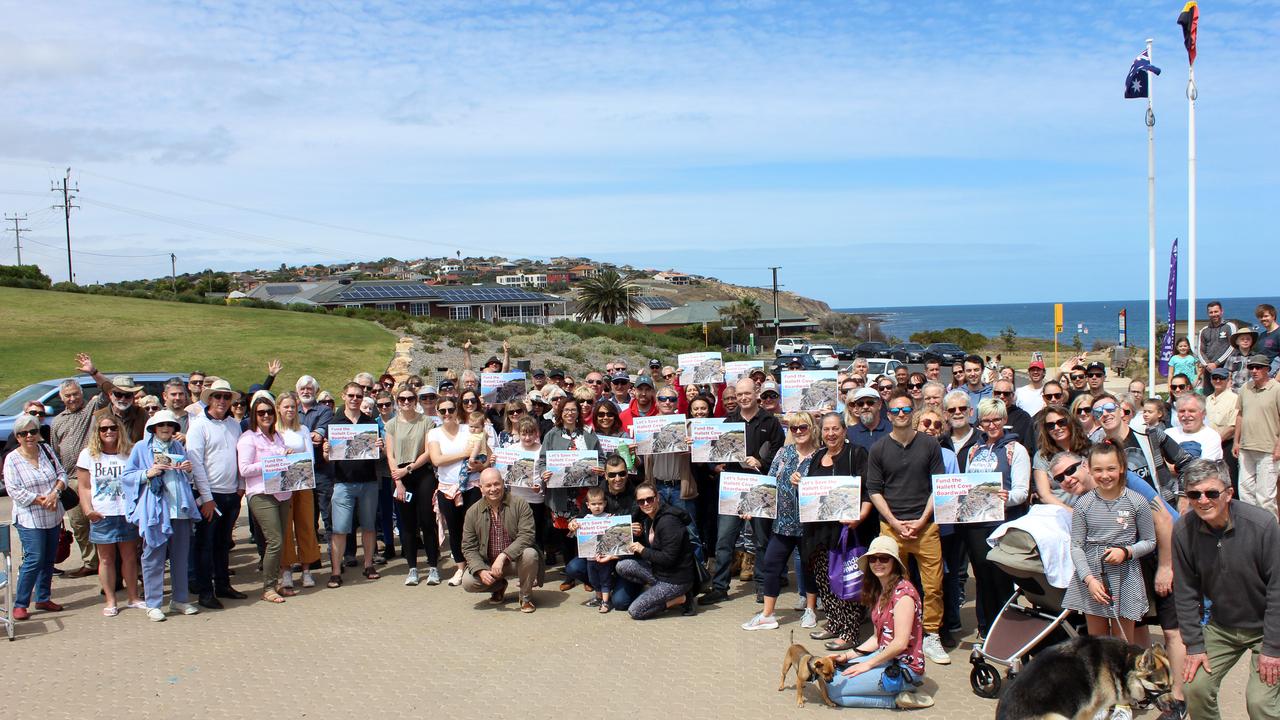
[{"xmin": 4, "ymin": 301, "xmax": 1280, "ymax": 717}]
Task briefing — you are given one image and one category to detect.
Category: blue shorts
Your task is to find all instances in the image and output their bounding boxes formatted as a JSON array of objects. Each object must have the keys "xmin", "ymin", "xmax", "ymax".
[
  {"xmin": 89, "ymin": 515, "xmax": 140, "ymax": 545},
  {"xmin": 331, "ymin": 482, "xmax": 378, "ymax": 534}
]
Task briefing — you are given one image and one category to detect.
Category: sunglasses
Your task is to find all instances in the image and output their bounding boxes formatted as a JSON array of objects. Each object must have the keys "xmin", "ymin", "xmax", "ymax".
[
  {"xmin": 918, "ymin": 419, "xmax": 938, "ymax": 430},
  {"xmin": 1185, "ymin": 489, "xmax": 1224, "ymax": 500},
  {"xmin": 1045, "ymin": 418, "xmax": 1070, "ymax": 430},
  {"xmin": 15, "ymin": 429, "xmax": 39, "ymax": 438},
  {"xmin": 761, "ymin": 392, "xmax": 779, "ymax": 399},
  {"xmin": 595, "ymin": 412, "xmax": 613, "ymax": 419},
  {"xmin": 144, "ymin": 406, "xmax": 159, "ymax": 413},
  {"xmin": 98, "ymin": 425, "xmax": 119, "ymax": 433},
  {"xmin": 508, "ymin": 409, "xmax": 524, "ymax": 416},
  {"xmin": 376, "ymin": 402, "xmax": 393, "ymax": 409},
  {"xmin": 1086, "ymin": 372, "xmax": 1105, "ymax": 379},
  {"xmin": 1171, "ymin": 384, "xmax": 1189, "ymax": 391},
  {"xmin": 866, "ymin": 555, "xmax": 895, "ymax": 565},
  {"xmin": 946, "ymin": 406, "xmax": 969, "ymax": 414},
  {"xmin": 790, "ymin": 424, "xmax": 810, "ymax": 432},
  {"xmin": 907, "ymin": 382, "xmax": 924, "ymax": 390},
  {"xmin": 853, "ymin": 400, "xmax": 877, "ymax": 409},
  {"xmin": 344, "ymin": 394, "xmax": 362, "ymax": 400},
  {"xmin": 1211, "ymin": 375, "xmax": 1228, "ymax": 381},
  {"xmin": 657, "ymin": 396, "xmax": 679, "ymax": 402},
  {"xmin": 586, "ymin": 379, "xmax": 603, "ymax": 385},
  {"xmin": 462, "ymin": 398, "xmax": 479, "ymax": 404},
  {"xmin": 112, "ymin": 391, "xmax": 134, "ymax": 400},
  {"xmin": 1043, "ymin": 392, "xmax": 1064, "ymax": 401},
  {"xmin": 886, "ymin": 406, "xmax": 913, "ymax": 416},
  {"xmin": 210, "ymin": 393, "xmax": 233, "ymax": 401},
  {"xmin": 359, "ymin": 385, "xmax": 374, "ymax": 393},
  {"xmin": 993, "ymin": 390, "xmax": 1013, "ymax": 398},
  {"xmin": 256, "ymin": 409, "xmax": 276, "ymax": 416},
  {"xmin": 606, "ymin": 471, "xmax": 628, "ymax": 478},
  {"xmin": 636, "ymin": 496, "xmax": 657, "ymax": 506},
  {"xmin": 1053, "ymin": 461, "xmax": 1082, "ymax": 483},
  {"xmin": 397, "ymin": 396, "xmax": 416, "ymax": 403},
  {"xmin": 438, "ymin": 407, "xmax": 456, "ymax": 415},
  {"xmin": 1092, "ymin": 402, "xmax": 1119, "ymax": 418},
  {"xmin": 1070, "ymin": 374, "xmax": 1085, "ymax": 381}
]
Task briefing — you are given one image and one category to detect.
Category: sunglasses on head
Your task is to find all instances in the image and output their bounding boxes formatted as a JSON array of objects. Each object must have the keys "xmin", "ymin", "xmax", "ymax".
[
  {"xmin": 1053, "ymin": 461, "xmax": 1082, "ymax": 483},
  {"xmin": 1185, "ymin": 489, "xmax": 1224, "ymax": 500}
]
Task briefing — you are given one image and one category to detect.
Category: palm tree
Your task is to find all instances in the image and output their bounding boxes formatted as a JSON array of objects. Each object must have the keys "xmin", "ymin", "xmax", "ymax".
[
  {"xmin": 718, "ymin": 297, "xmax": 762, "ymax": 333},
  {"xmin": 575, "ymin": 269, "xmax": 640, "ymax": 324}
]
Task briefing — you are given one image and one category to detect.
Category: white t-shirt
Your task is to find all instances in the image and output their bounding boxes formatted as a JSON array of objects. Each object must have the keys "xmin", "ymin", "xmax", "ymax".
[
  {"xmin": 1015, "ymin": 385, "xmax": 1046, "ymax": 416},
  {"xmin": 76, "ymin": 449, "xmax": 129, "ymax": 517},
  {"xmin": 279, "ymin": 427, "xmax": 309, "ymax": 455},
  {"xmin": 428, "ymin": 425, "xmax": 471, "ymax": 489},
  {"xmin": 1165, "ymin": 425, "xmax": 1223, "ymax": 462}
]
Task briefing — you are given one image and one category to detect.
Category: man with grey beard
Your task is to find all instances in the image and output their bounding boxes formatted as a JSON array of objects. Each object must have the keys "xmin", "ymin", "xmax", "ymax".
[{"xmin": 845, "ymin": 387, "xmax": 890, "ymax": 453}]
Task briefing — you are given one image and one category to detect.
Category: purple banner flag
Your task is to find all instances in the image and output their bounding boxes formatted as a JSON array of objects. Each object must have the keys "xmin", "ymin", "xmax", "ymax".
[{"xmin": 1158, "ymin": 239, "xmax": 1179, "ymax": 376}]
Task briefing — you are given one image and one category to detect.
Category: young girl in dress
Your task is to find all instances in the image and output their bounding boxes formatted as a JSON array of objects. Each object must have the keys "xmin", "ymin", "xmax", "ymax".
[
  {"xmin": 1167, "ymin": 337, "xmax": 1199, "ymax": 388},
  {"xmin": 1062, "ymin": 442, "xmax": 1156, "ymax": 640}
]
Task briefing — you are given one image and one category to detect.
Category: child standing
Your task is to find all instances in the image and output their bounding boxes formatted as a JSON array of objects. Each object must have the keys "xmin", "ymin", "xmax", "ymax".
[
  {"xmin": 1063, "ymin": 442, "xmax": 1156, "ymax": 643},
  {"xmin": 1168, "ymin": 337, "xmax": 1199, "ymax": 389},
  {"xmin": 571, "ymin": 486, "xmax": 620, "ymax": 613}
]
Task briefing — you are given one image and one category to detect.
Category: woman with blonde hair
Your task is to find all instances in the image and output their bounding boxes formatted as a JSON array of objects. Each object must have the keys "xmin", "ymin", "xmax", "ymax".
[
  {"xmin": 742, "ymin": 411, "xmax": 821, "ymax": 631},
  {"xmin": 76, "ymin": 414, "xmax": 141, "ymax": 616},
  {"xmin": 276, "ymin": 391, "xmax": 320, "ymax": 590},
  {"xmin": 1069, "ymin": 393, "xmax": 1100, "ymax": 441}
]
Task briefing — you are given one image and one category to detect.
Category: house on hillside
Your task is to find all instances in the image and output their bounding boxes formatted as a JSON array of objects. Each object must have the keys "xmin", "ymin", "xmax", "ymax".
[
  {"xmin": 568, "ymin": 264, "xmax": 599, "ymax": 280},
  {"xmin": 249, "ymin": 279, "xmax": 567, "ymax": 324},
  {"xmin": 496, "ymin": 273, "xmax": 547, "ymax": 288},
  {"xmin": 643, "ymin": 300, "xmax": 816, "ymax": 335},
  {"xmin": 654, "ymin": 270, "xmax": 691, "ymax": 286}
]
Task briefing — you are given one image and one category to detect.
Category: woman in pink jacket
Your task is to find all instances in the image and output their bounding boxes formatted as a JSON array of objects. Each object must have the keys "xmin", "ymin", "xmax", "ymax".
[{"xmin": 236, "ymin": 395, "xmax": 294, "ymax": 604}]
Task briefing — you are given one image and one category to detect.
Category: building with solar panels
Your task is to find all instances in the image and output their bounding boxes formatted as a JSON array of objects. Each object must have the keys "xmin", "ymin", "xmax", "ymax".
[{"xmin": 245, "ymin": 279, "xmax": 568, "ymax": 324}]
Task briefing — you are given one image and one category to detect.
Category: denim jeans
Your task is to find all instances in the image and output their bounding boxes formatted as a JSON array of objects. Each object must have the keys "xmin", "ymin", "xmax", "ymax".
[
  {"xmin": 586, "ymin": 558, "xmax": 618, "ymax": 594},
  {"xmin": 377, "ymin": 476, "xmax": 397, "ymax": 553},
  {"xmin": 826, "ymin": 651, "xmax": 921, "ymax": 709},
  {"xmin": 564, "ymin": 557, "xmax": 641, "ymax": 609},
  {"xmin": 142, "ymin": 519, "xmax": 193, "ymax": 608},
  {"xmin": 14, "ymin": 524, "xmax": 59, "ymax": 608},
  {"xmin": 711, "ymin": 515, "xmax": 772, "ymax": 592},
  {"xmin": 193, "ymin": 492, "xmax": 242, "ymax": 594}
]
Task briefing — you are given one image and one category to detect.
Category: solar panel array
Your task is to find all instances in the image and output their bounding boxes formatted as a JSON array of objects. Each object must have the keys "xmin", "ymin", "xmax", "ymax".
[
  {"xmin": 265, "ymin": 285, "xmax": 300, "ymax": 296},
  {"xmin": 432, "ymin": 286, "xmax": 554, "ymax": 303},
  {"xmin": 335, "ymin": 283, "xmax": 439, "ymax": 301},
  {"xmin": 637, "ymin": 296, "xmax": 673, "ymax": 309}
]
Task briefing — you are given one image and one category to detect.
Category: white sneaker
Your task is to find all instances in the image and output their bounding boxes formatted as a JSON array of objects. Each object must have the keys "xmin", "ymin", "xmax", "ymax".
[
  {"xmin": 405, "ymin": 568, "xmax": 420, "ymax": 586},
  {"xmin": 921, "ymin": 633, "xmax": 951, "ymax": 665},
  {"xmin": 1109, "ymin": 705, "xmax": 1134, "ymax": 720},
  {"xmin": 793, "ymin": 595, "xmax": 807, "ymax": 611},
  {"xmin": 742, "ymin": 613, "xmax": 779, "ymax": 631},
  {"xmin": 301, "ymin": 572, "xmax": 316, "ymax": 588},
  {"xmin": 426, "ymin": 567, "xmax": 441, "ymax": 586},
  {"xmin": 167, "ymin": 601, "xmax": 199, "ymax": 616},
  {"xmin": 800, "ymin": 608, "xmax": 818, "ymax": 628},
  {"xmin": 280, "ymin": 570, "xmax": 295, "ymax": 589},
  {"xmin": 147, "ymin": 607, "xmax": 167, "ymax": 622},
  {"xmin": 448, "ymin": 567, "xmax": 465, "ymax": 587}
]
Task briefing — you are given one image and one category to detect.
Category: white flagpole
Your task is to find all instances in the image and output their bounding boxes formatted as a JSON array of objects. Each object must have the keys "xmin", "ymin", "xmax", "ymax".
[
  {"xmin": 1187, "ymin": 63, "xmax": 1198, "ymax": 353},
  {"xmin": 1146, "ymin": 38, "xmax": 1157, "ymax": 395}
]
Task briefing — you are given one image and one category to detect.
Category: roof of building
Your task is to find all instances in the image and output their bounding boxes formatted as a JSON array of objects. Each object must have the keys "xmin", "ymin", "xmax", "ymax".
[
  {"xmin": 645, "ymin": 300, "xmax": 808, "ymax": 325},
  {"xmin": 636, "ymin": 295, "xmax": 674, "ymax": 310}
]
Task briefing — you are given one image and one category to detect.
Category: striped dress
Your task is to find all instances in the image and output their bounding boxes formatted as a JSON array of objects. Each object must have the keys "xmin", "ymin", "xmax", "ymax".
[{"xmin": 1062, "ymin": 487, "xmax": 1155, "ymax": 621}]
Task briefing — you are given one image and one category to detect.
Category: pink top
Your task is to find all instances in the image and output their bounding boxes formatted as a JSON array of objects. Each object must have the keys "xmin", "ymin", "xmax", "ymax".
[
  {"xmin": 870, "ymin": 578, "xmax": 925, "ymax": 675},
  {"xmin": 236, "ymin": 429, "xmax": 292, "ymax": 501}
]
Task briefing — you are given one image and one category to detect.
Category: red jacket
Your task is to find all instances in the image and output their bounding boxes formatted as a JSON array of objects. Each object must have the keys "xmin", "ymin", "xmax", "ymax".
[{"xmin": 619, "ymin": 398, "xmax": 659, "ymax": 434}]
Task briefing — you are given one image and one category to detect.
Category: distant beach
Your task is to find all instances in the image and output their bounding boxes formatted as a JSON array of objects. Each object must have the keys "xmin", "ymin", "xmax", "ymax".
[{"xmin": 837, "ymin": 296, "xmax": 1274, "ymax": 346}]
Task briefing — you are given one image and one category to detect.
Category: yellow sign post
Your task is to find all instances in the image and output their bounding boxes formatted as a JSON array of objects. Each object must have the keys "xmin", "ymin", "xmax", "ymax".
[{"xmin": 1053, "ymin": 303, "xmax": 1064, "ymax": 368}]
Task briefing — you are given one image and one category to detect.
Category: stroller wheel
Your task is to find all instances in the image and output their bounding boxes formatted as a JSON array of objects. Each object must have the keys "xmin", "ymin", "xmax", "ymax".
[{"xmin": 970, "ymin": 661, "xmax": 1002, "ymax": 699}]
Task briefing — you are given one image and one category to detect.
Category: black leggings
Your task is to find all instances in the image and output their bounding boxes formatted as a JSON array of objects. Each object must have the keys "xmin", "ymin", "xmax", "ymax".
[
  {"xmin": 958, "ymin": 524, "xmax": 1013, "ymax": 634},
  {"xmin": 436, "ymin": 487, "xmax": 481, "ymax": 563},
  {"xmin": 759, "ymin": 533, "xmax": 815, "ymax": 599},
  {"xmin": 398, "ymin": 469, "xmax": 439, "ymax": 569}
]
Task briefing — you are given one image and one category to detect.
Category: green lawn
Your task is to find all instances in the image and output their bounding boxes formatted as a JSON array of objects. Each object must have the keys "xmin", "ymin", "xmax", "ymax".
[{"xmin": 0, "ymin": 287, "xmax": 395, "ymax": 399}]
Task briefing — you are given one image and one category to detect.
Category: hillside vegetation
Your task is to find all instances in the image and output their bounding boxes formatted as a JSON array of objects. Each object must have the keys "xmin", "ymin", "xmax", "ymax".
[{"xmin": 0, "ymin": 287, "xmax": 394, "ymax": 398}]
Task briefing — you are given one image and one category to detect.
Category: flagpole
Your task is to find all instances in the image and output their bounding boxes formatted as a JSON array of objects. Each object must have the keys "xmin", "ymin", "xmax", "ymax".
[
  {"xmin": 1187, "ymin": 64, "xmax": 1198, "ymax": 360},
  {"xmin": 1146, "ymin": 38, "xmax": 1157, "ymax": 395}
]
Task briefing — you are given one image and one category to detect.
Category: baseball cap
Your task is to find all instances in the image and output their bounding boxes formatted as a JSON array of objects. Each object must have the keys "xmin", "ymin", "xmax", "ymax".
[
  {"xmin": 438, "ymin": 379, "xmax": 456, "ymax": 390},
  {"xmin": 610, "ymin": 372, "xmax": 631, "ymax": 384},
  {"xmin": 748, "ymin": 367, "xmax": 766, "ymax": 378},
  {"xmin": 1247, "ymin": 354, "xmax": 1271, "ymax": 368},
  {"xmin": 851, "ymin": 388, "xmax": 880, "ymax": 402},
  {"xmin": 532, "ymin": 368, "xmax": 546, "ymax": 378},
  {"xmin": 1028, "ymin": 360, "xmax": 1045, "ymax": 370},
  {"xmin": 1209, "ymin": 368, "xmax": 1229, "ymax": 379},
  {"xmin": 549, "ymin": 368, "xmax": 565, "ymax": 379},
  {"xmin": 634, "ymin": 375, "xmax": 655, "ymax": 388},
  {"xmin": 1085, "ymin": 361, "xmax": 1106, "ymax": 374},
  {"xmin": 484, "ymin": 355, "xmax": 501, "ymax": 367},
  {"xmin": 759, "ymin": 380, "xmax": 780, "ymax": 396},
  {"xmin": 648, "ymin": 358, "xmax": 661, "ymax": 369},
  {"xmin": 419, "ymin": 384, "xmax": 438, "ymax": 397}
]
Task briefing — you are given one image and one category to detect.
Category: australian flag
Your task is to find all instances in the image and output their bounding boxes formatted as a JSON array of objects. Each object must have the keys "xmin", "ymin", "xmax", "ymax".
[{"xmin": 1124, "ymin": 48, "xmax": 1161, "ymax": 99}]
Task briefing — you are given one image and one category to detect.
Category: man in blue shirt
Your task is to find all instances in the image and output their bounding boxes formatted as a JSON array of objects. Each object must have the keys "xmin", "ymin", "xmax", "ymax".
[{"xmin": 845, "ymin": 388, "xmax": 891, "ymax": 452}]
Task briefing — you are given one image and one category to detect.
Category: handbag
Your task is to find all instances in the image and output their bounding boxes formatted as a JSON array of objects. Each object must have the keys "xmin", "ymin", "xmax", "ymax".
[
  {"xmin": 55, "ymin": 524, "xmax": 73, "ymax": 564},
  {"xmin": 827, "ymin": 526, "xmax": 865, "ymax": 601},
  {"xmin": 37, "ymin": 443, "xmax": 80, "ymax": 511}
]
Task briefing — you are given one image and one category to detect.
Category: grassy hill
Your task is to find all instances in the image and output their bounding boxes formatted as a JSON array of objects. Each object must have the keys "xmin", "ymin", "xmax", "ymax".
[{"xmin": 0, "ymin": 287, "xmax": 394, "ymax": 399}]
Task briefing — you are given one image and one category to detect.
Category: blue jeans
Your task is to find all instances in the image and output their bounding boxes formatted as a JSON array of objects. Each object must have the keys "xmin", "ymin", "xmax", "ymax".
[
  {"xmin": 15, "ymin": 524, "xmax": 60, "ymax": 608},
  {"xmin": 826, "ymin": 651, "xmax": 921, "ymax": 709},
  {"xmin": 711, "ymin": 515, "xmax": 772, "ymax": 592},
  {"xmin": 142, "ymin": 519, "xmax": 193, "ymax": 608},
  {"xmin": 377, "ymin": 476, "xmax": 397, "ymax": 553},
  {"xmin": 565, "ymin": 557, "xmax": 640, "ymax": 609}
]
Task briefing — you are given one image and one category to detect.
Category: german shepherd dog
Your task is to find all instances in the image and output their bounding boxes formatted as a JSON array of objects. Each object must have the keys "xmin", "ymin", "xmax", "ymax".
[{"xmin": 996, "ymin": 637, "xmax": 1171, "ymax": 720}]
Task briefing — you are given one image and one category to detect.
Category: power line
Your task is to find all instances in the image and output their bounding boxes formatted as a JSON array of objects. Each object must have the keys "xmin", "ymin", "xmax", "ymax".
[
  {"xmin": 4, "ymin": 213, "xmax": 29, "ymax": 264},
  {"xmin": 22, "ymin": 235, "xmax": 167, "ymax": 259},
  {"xmin": 50, "ymin": 168, "xmax": 78, "ymax": 282}
]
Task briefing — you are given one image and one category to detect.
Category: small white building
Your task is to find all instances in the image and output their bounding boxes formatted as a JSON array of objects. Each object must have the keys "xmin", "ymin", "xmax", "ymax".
[
  {"xmin": 654, "ymin": 270, "xmax": 691, "ymax": 286},
  {"xmin": 496, "ymin": 273, "xmax": 548, "ymax": 288}
]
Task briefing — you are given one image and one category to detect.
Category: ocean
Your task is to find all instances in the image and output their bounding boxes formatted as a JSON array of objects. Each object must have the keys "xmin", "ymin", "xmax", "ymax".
[{"xmin": 835, "ymin": 296, "xmax": 1275, "ymax": 346}]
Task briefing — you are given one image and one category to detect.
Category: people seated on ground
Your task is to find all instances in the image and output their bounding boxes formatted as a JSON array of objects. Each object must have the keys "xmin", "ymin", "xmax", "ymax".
[{"xmin": 460, "ymin": 468, "xmax": 542, "ymax": 613}]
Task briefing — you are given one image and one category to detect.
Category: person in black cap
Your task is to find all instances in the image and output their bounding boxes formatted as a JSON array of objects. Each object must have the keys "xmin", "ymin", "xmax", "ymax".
[
  {"xmin": 462, "ymin": 339, "xmax": 509, "ymax": 373},
  {"xmin": 609, "ymin": 372, "xmax": 632, "ymax": 409},
  {"xmin": 549, "ymin": 369, "xmax": 566, "ymax": 390},
  {"xmin": 1084, "ymin": 361, "xmax": 1107, "ymax": 395},
  {"xmin": 531, "ymin": 369, "xmax": 547, "ymax": 391}
]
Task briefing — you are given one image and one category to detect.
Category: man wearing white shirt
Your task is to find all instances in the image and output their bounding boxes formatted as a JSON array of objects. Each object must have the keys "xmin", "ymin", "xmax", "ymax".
[
  {"xmin": 1014, "ymin": 359, "xmax": 1048, "ymax": 416},
  {"xmin": 1165, "ymin": 394, "xmax": 1223, "ymax": 462},
  {"xmin": 187, "ymin": 379, "xmax": 246, "ymax": 609}
]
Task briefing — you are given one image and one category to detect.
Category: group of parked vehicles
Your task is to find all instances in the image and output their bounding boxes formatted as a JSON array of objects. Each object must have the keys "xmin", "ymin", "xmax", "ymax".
[{"xmin": 772, "ymin": 337, "xmax": 967, "ymax": 367}]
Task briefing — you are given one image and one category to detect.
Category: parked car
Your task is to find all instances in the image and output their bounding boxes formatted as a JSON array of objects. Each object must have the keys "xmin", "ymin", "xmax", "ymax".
[
  {"xmin": 889, "ymin": 343, "xmax": 927, "ymax": 363},
  {"xmin": 0, "ymin": 372, "xmax": 189, "ymax": 451},
  {"xmin": 832, "ymin": 345, "xmax": 856, "ymax": 361},
  {"xmin": 924, "ymin": 343, "xmax": 967, "ymax": 364},
  {"xmin": 773, "ymin": 337, "xmax": 808, "ymax": 357},
  {"xmin": 864, "ymin": 358, "xmax": 906, "ymax": 383},
  {"xmin": 770, "ymin": 353, "xmax": 822, "ymax": 380},
  {"xmin": 801, "ymin": 344, "xmax": 841, "ymax": 369},
  {"xmin": 853, "ymin": 341, "xmax": 891, "ymax": 358}
]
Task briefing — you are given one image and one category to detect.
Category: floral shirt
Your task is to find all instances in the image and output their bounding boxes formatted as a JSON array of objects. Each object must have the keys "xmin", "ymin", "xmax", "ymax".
[
  {"xmin": 768, "ymin": 444, "xmax": 813, "ymax": 537},
  {"xmin": 871, "ymin": 578, "xmax": 925, "ymax": 675}
]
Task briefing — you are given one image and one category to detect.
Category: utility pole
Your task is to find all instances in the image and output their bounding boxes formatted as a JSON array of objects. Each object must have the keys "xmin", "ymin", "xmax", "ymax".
[
  {"xmin": 51, "ymin": 167, "xmax": 79, "ymax": 283},
  {"xmin": 769, "ymin": 266, "xmax": 781, "ymax": 347},
  {"xmin": 170, "ymin": 253, "xmax": 178, "ymax": 293},
  {"xmin": 4, "ymin": 214, "xmax": 28, "ymax": 265}
]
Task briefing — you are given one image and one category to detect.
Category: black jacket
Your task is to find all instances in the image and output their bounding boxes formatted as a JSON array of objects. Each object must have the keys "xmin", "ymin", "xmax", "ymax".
[
  {"xmin": 638, "ymin": 503, "xmax": 697, "ymax": 587},
  {"xmin": 804, "ymin": 442, "xmax": 875, "ymax": 553},
  {"xmin": 724, "ymin": 408, "xmax": 786, "ymax": 476}
]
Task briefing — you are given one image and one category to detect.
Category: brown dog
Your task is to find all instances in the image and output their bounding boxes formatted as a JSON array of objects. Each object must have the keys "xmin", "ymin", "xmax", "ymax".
[{"xmin": 779, "ymin": 642, "xmax": 838, "ymax": 707}]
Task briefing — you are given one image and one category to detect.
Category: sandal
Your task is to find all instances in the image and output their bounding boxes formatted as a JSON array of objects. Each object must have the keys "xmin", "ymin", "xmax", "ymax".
[
  {"xmin": 262, "ymin": 589, "xmax": 286, "ymax": 604},
  {"xmin": 598, "ymin": 602, "xmax": 611, "ymax": 614},
  {"xmin": 102, "ymin": 606, "xmax": 119, "ymax": 617},
  {"xmin": 362, "ymin": 566, "xmax": 381, "ymax": 580},
  {"xmin": 327, "ymin": 575, "xmax": 342, "ymax": 589},
  {"xmin": 277, "ymin": 585, "xmax": 298, "ymax": 597}
]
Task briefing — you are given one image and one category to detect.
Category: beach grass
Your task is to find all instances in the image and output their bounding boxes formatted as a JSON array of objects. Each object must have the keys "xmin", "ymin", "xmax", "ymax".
[{"xmin": 0, "ymin": 287, "xmax": 394, "ymax": 398}]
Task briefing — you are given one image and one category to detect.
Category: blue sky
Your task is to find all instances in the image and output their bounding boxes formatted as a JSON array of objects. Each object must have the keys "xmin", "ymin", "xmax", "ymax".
[{"xmin": 1, "ymin": 1, "xmax": 1276, "ymax": 307}]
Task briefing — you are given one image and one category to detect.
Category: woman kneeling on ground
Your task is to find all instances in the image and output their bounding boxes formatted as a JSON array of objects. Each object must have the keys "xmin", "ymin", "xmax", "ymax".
[
  {"xmin": 824, "ymin": 535, "xmax": 934, "ymax": 710},
  {"xmin": 616, "ymin": 481, "xmax": 697, "ymax": 619}
]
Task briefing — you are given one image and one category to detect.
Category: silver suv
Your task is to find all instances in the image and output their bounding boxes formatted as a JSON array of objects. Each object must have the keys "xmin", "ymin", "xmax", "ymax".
[{"xmin": 0, "ymin": 372, "xmax": 189, "ymax": 448}]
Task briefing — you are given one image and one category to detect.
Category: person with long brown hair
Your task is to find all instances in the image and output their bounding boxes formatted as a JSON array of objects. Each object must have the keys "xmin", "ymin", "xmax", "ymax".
[{"xmin": 1031, "ymin": 404, "xmax": 1091, "ymax": 508}]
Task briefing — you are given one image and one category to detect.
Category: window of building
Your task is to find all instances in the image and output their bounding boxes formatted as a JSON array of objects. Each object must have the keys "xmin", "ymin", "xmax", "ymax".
[{"xmin": 448, "ymin": 306, "xmax": 471, "ymax": 320}]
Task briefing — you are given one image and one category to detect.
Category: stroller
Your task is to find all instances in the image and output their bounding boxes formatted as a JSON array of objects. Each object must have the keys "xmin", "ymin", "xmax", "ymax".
[{"xmin": 968, "ymin": 527, "xmax": 1080, "ymax": 698}]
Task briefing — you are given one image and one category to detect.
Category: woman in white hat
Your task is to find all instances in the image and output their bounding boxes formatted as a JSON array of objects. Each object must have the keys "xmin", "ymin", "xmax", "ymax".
[
  {"xmin": 823, "ymin": 535, "xmax": 933, "ymax": 710},
  {"xmin": 124, "ymin": 410, "xmax": 203, "ymax": 622}
]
